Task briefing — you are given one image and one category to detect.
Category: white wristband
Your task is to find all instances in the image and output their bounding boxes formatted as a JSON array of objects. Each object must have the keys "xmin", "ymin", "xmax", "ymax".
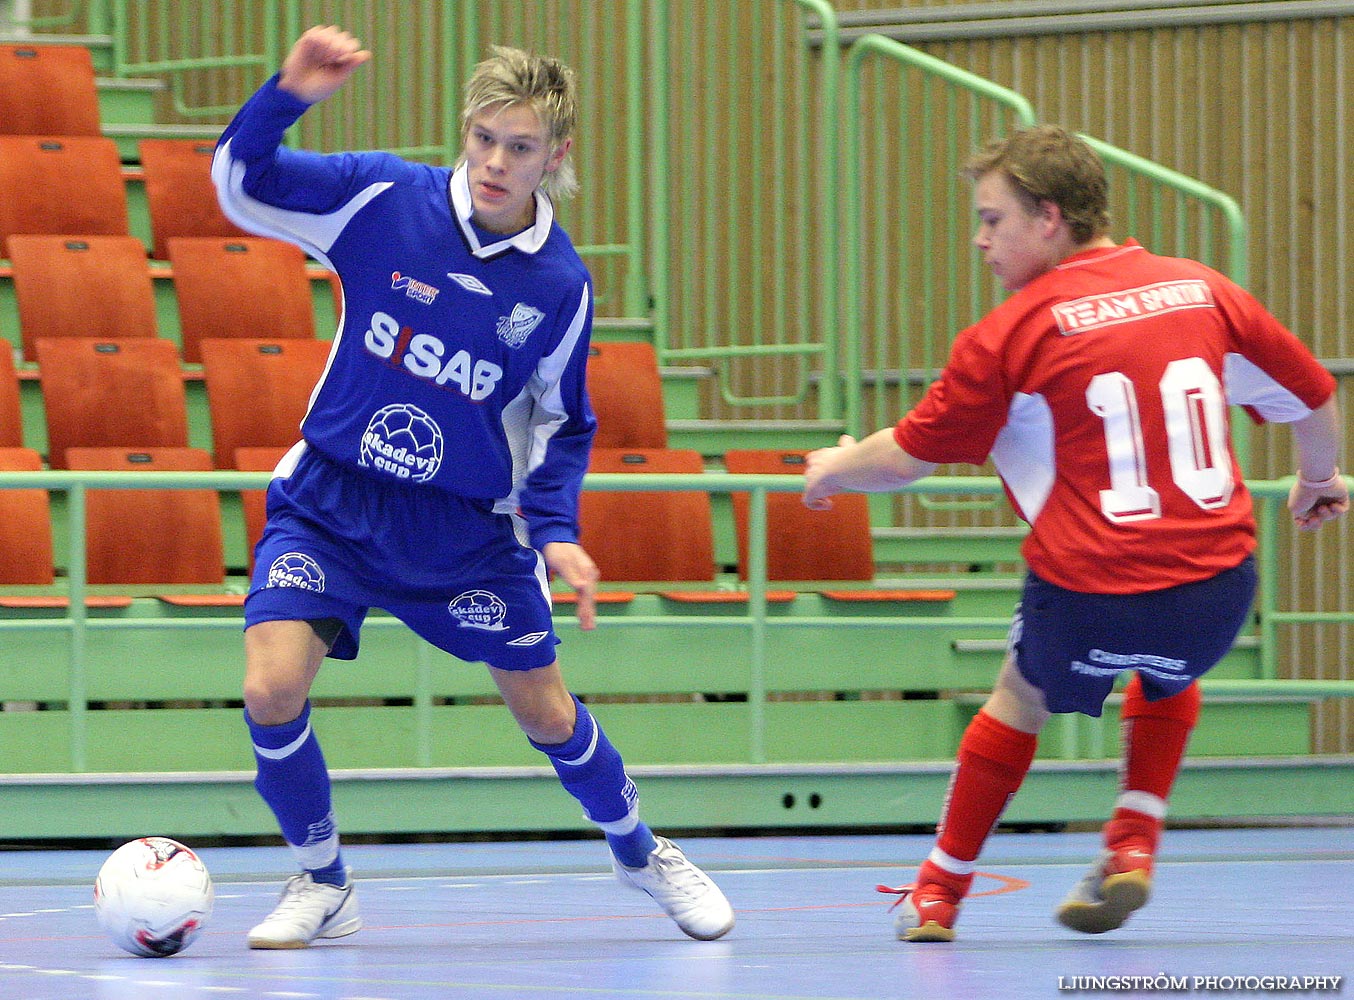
[{"xmin": 1298, "ymin": 467, "xmax": 1341, "ymax": 490}]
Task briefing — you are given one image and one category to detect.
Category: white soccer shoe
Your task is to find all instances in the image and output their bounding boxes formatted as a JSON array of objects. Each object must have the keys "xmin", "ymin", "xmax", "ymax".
[
  {"xmin": 247, "ymin": 870, "xmax": 362, "ymax": 949},
  {"xmin": 612, "ymin": 836, "xmax": 735, "ymax": 940}
]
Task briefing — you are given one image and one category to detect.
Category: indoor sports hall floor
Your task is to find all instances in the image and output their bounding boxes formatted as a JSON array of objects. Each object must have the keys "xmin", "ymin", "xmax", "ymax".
[{"xmin": 0, "ymin": 826, "xmax": 1348, "ymax": 1000}]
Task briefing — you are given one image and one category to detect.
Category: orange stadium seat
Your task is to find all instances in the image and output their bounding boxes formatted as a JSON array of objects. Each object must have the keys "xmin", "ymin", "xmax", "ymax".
[
  {"xmin": 199, "ymin": 338, "xmax": 330, "ymax": 468},
  {"xmin": 0, "ymin": 44, "xmax": 101, "ymax": 137},
  {"xmin": 723, "ymin": 449, "xmax": 876, "ymax": 582},
  {"xmin": 579, "ymin": 447, "xmax": 715, "ymax": 582},
  {"xmin": 65, "ymin": 446, "xmax": 224, "ymax": 586},
  {"xmin": 0, "ymin": 447, "xmax": 55, "ymax": 585},
  {"xmin": 586, "ymin": 341, "xmax": 667, "ymax": 449},
  {"xmin": 35, "ymin": 338, "xmax": 188, "ymax": 469},
  {"xmin": 8, "ymin": 235, "xmax": 158, "ymax": 360},
  {"xmin": 137, "ymin": 139, "xmax": 250, "ymax": 261},
  {"xmin": 0, "ymin": 346, "xmax": 24, "ymax": 448},
  {"xmin": 234, "ymin": 445, "xmax": 290, "ymax": 575},
  {"xmin": 167, "ymin": 236, "xmax": 317, "ymax": 363},
  {"xmin": 0, "ymin": 135, "xmax": 129, "ymax": 257}
]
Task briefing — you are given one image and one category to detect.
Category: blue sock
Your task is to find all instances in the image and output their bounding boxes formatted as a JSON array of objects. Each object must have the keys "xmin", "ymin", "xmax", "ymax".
[
  {"xmin": 247, "ymin": 701, "xmax": 347, "ymax": 886},
  {"xmin": 531, "ymin": 696, "xmax": 658, "ymax": 867}
]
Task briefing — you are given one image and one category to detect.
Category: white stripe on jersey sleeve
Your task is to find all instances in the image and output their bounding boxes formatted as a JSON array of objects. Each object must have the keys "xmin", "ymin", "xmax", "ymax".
[
  {"xmin": 989, "ymin": 391, "xmax": 1056, "ymax": 523},
  {"xmin": 1223, "ymin": 352, "xmax": 1316, "ymax": 422},
  {"xmin": 211, "ymin": 137, "xmax": 392, "ymax": 265}
]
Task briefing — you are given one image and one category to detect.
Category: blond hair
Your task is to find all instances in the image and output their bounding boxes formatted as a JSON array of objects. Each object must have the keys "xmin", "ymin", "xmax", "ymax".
[
  {"xmin": 964, "ymin": 125, "xmax": 1110, "ymax": 244},
  {"xmin": 460, "ymin": 45, "xmax": 579, "ymax": 200}
]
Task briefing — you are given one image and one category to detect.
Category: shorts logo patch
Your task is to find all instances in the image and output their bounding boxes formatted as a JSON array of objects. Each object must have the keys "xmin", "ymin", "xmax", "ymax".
[
  {"xmin": 495, "ymin": 302, "xmax": 544, "ymax": 348},
  {"xmin": 506, "ymin": 630, "xmax": 549, "ymax": 647},
  {"xmin": 1071, "ymin": 648, "xmax": 1189, "ymax": 683},
  {"xmin": 359, "ymin": 402, "xmax": 444, "ymax": 483},
  {"xmin": 448, "ymin": 590, "xmax": 509, "ymax": 632},
  {"xmin": 267, "ymin": 552, "xmax": 326, "ymax": 593}
]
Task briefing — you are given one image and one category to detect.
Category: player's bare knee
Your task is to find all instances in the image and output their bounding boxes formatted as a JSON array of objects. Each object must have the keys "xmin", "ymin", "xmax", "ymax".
[
  {"xmin": 514, "ymin": 703, "xmax": 576, "ymax": 745},
  {"xmin": 503, "ymin": 686, "xmax": 577, "ymax": 744},
  {"xmin": 242, "ymin": 678, "xmax": 308, "ymax": 727},
  {"xmin": 985, "ymin": 658, "xmax": 1051, "ymax": 733}
]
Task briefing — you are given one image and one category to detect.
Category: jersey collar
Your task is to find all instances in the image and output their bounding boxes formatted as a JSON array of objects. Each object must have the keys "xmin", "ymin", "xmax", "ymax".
[
  {"xmin": 449, "ymin": 162, "xmax": 554, "ymax": 259},
  {"xmin": 1056, "ymin": 238, "xmax": 1144, "ymax": 271}
]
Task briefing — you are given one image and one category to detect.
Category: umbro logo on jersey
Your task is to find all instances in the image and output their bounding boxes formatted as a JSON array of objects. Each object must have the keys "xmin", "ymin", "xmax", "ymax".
[
  {"xmin": 391, "ymin": 271, "xmax": 440, "ymax": 304},
  {"xmin": 447, "ymin": 272, "xmax": 492, "ymax": 296},
  {"xmin": 506, "ymin": 631, "xmax": 549, "ymax": 647}
]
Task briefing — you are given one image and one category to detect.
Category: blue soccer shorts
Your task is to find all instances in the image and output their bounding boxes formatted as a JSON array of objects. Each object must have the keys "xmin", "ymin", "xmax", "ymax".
[
  {"xmin": 244, "ymin": 444, "xmax": 561, "ymax": 670},
  {"xmin": 1008, "ymin": 555, "xmax": 1257, "ymax": 716}
]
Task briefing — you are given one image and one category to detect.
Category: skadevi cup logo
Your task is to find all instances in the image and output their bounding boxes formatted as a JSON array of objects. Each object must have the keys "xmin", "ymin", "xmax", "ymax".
[
  {"xmin": 448, "ymin": 590, "xmax": 508, "ymax": 631},
  {"xmin": 359, "ymin": 403, "xmax": 444, "ymax": 483},
  {"xmin": 267, "ymin": 552, "xmax": 326, "ymax": 592}
]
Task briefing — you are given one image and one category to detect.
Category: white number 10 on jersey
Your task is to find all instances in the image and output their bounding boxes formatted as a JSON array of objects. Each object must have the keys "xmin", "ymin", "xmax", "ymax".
[{"xmin": 1087, "ymin": 356, "xmax": 1233, "ymax": 523}]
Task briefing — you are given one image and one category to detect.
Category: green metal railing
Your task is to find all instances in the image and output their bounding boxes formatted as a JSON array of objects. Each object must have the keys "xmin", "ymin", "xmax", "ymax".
[
  {"xmin": 1, "ymin": 0, "xmax": 100, "ymax": 32},
  {"xmin": 17, "ymin": 3, "xmax": 1247, "ymax": 436},
  {"xmin": 101, "ymin": 0, "xmax": 649, "ymax": 318},
  {"xmin": 842, "ymin": 34, "xmax": 1037, "ymax": 440},
  {"xmin": 1080, "ymin": 134, "xmax": 1247, "ymax": 288},
  {"xmin": 840, "ymin": 35, "xmax": 1248, "ymax": 443},
  {"xmin": 1, "ymin": 470, "xmax": 1350, "ymax": 771},
  {"xmin": 654, "ymin": 0, "xmax": 842, "ymax": 417}
]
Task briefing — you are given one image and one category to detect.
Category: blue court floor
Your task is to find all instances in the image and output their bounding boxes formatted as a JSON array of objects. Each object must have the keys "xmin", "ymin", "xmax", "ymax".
[{"xmin": 0, "ymin": 826, "xmax": 1349, "ymax": 999}]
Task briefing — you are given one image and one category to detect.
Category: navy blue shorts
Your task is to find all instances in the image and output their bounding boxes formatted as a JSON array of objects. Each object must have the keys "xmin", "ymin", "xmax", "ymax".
[
  {"xmin": 244, "ymin": 444, "xmax": 561, "ymax": 670},
  {"xmin": 1010, "ymin": 555, "xmax": 1257, "ymax": 717}
]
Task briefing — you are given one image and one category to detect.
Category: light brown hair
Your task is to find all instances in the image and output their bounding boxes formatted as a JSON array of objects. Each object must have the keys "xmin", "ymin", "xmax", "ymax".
[{"xmin": 964, "ymin": 125, "xmax": 1110, "ymax": 244}]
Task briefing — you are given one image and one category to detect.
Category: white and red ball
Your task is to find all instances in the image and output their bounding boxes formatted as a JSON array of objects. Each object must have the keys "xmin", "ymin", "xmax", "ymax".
[{"xmin": 94, "ymin": 837, "xmax": 214, "ymax": 957}]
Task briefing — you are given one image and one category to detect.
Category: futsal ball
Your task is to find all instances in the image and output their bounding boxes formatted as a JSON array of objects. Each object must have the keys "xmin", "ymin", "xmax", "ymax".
[{"xmin": 94, "ymin": 837, "xmax": 214, "ymax": 957}]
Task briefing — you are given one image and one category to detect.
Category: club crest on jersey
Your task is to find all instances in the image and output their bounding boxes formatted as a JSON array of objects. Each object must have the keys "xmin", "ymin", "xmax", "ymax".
[
  {"xmin": 448, "ymin": 590, "xmax": 509, "ymax": 631},
  {"xmin": 359, "ymin": 403, "xmax": 444, "ymax": 483},
  {"xmin": 391, "ymin": 271, "xmax": 440, "ymax": 304},
  {"xmin": 447, "ymin": 272, "xmax": 492, "ymax": 296},
  {"xmin": 267, "ymin": 552, "xmax": 326, "ymax": 593},
  {"xmin": 495, "ymin": 303, "xmax": 545, "ymax": 348}
]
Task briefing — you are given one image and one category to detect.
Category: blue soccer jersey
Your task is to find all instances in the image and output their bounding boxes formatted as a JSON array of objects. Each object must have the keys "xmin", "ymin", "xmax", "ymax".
[{"xmin": 212, "ymin": 75, "xmax": 597, "ymax": 551}]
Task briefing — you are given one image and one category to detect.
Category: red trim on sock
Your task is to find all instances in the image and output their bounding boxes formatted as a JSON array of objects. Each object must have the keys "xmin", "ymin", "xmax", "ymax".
[{"xmin": 934, "ymin": 710, "xmax": 1038, "ymax": 864}]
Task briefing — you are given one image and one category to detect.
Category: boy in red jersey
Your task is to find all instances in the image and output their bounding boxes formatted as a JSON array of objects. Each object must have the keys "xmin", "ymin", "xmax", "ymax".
[{"xmin": 802, "ymin": 125, "xmax": 1347, "ymax": 941}]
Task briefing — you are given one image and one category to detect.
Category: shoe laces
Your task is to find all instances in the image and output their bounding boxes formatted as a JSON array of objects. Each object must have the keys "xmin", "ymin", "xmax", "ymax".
[
  {"xmin": 271, "ymin": 874, "xmax": 327, "ymax": 914},
  {"xmin": 875, "ymin": 883, "xmax": 916, "ymax": 911},
  {"xmin": 649, "ymin": 851, "xmax": 710, "ymax": 896}
]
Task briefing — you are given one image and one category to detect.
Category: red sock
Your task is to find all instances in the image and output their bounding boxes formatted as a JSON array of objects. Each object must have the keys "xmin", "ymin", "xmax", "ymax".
[
  {"xmin": 1107, "ymin": 676, "xmax": 1200, "ymax": 856},
  {"xmin": 928, "ymin": 710, "xmax": 1038, "ymax": 884}
]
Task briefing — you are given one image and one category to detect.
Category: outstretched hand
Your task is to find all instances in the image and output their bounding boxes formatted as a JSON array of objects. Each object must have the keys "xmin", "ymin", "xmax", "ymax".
[
  {"xmin": 543, "ymin": 541, "xmax": 600, "ymax": 631},
  {"xmin": 279, "ymin": 25, "xmax": 372, "ymax": 105}
]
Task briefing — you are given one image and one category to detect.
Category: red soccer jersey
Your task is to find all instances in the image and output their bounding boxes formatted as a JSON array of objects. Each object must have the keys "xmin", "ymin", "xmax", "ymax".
[{"xmin": 894, "ymin": 241, "xmax": 1336, "ymax": 593}]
